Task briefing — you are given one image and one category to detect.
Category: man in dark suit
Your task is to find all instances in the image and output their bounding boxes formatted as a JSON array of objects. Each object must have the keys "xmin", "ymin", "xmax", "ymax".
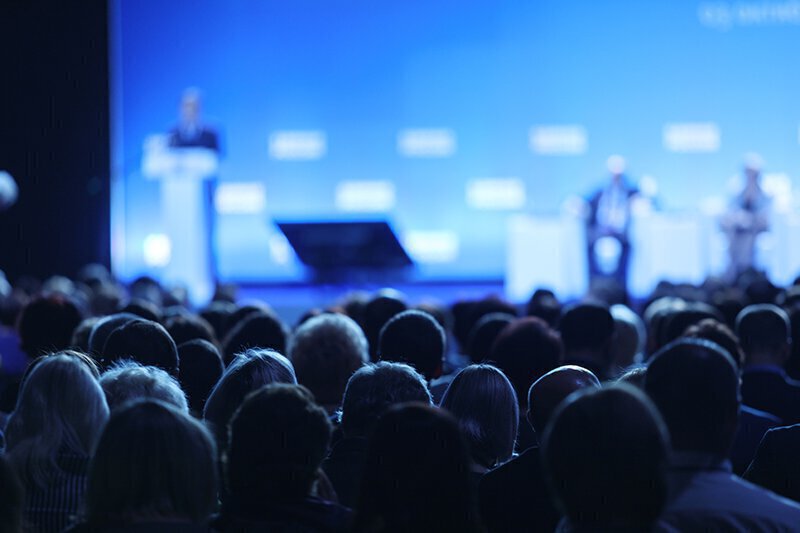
[
  {"xmin": 744, "ymin": 424, "xmax": 800, "ymax": 502},
  {"xmin": 737, "ymin": 304, "xmax": 800, "ymax": 424},
  {"xmin": 478, "ymin": 365, "xmax": 600, "ymax": 532},
  {"xmin": 168, "ymin": 88, "xmax": 220, "ymax": 152},
  {"xmin": 586, "ymin": 155, "xmax": 638, "ymax": 293},
  {"xmin": 645, "ymin": 338, "xmax": 800, "ymax": 529}
]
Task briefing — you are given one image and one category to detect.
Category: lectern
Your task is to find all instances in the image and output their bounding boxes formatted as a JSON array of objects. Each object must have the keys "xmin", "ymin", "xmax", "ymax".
[{"xmin": 142, "ymin": 134, "xmax": 217, "ymax": 304}]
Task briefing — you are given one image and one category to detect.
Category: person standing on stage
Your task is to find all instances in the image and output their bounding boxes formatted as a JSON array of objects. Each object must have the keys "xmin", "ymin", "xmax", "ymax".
[
  {"xmin": 586, "ymin": 155, "xmax": 639, "ymax": 293},
  {"xmin": 168, "ymin": 88, "xmax": 220, "ymax": 153},
  {"xmin": 720, "ymin": 153, "xmax": 770, "ymax": 282}
]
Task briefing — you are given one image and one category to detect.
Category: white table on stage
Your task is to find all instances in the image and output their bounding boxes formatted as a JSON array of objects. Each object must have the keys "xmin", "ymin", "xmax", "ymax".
[{"xmin": 142, "ymin": 137, "xmax": 217, "ymax": 304}]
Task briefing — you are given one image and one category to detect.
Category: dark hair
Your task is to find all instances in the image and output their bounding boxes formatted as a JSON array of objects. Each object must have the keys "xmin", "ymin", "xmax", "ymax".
[
  {"xmin": 340, "ymin": 362, "xmax": 432, "ymax": 437},
  {"xmin": 87, "ymin": 312, "xmax": 141, "ymax": 358},
  {"xmin": 362, "ymin": 291, "xmax": 408, "ymax": 362},
  {"xmin": 451, "ymin": 296, "xmax": 518, "ymax": 355},
  {"xmin": 16, "ymin": 294, "xmax": 83, "ymax": 358},
  {"xmin": 736, "ymin": 304, "xmax": 791, "ymax": 357},
  {"xmin": 221, "ymin": 311, "xmax": 288, "ymax": 367},
  {"xmin": 465, "ymin": 312, "xmax": 515, "ymax": 364},
  {"xmin": 354, "ymin": 404, "xmax": 481, "ymax": 533},
  {"xmin": 70, "ymin": 316, "xmax": 101, "ymax": 354},
  {"xmin": 645, "ymin": 338, "xmax": 739, "ymax": 456},
  {"xmin": 164, "ymin": 314, "xmax": 217, "ymax": 348},
  {"xmin": 120, "ymin": 298, "xmax": 162, "ymax": 323},
  {"xmin": 199, "ymin": 301, "xmax": 237, "ymax": 341},
  {"xmin": 102, "ymin": 320, "xmax": 179, "ymax": 376},
  {"xmin": 178, "ymin": 339, "xmax": 224, "ymax": 416},
  {"xmin": 378, "ymin": 310, "xmax": 445, "ymax": 381},
  {"xmin": 525, "ymin": 288, "xmax": 561, "ymax": 327},
  {"xmin": 542, "ymin": 385, "xmax": 669, "ymax": 531},
  {"xmin": 527, "ymin": 365, "xmax": 601, "ymax": 435},
  {"xmin": 85, "ymin": 400, "xmax": 217, "ymax": 527},
  {"xmin": 683, "ymin": 318, "xmax": 745, "ymax": 369},
  {"xmin": 0, "ymin": 455, "xmax": 23, "ymax": 533},
  {"xmin": 226, "ymin": 384, "xmax": 332, "ymax": 503},
  {"xmin": 490, "ymin": 317, "xmax": 563, "ymax": 407},
  {"xmin": 440, "ymin": 364, "xmax": 519, "ymax": 469},
  {"xmin": 203, "ymin": 349, "xmax": 296, "ymax": 450},
  {"xmin": 660, "ymin": 303, "xmax": 723, "ymax": 347},
  {"xmin": 559, "ymin": 302, "xmax": 615, "ymax": 354}
]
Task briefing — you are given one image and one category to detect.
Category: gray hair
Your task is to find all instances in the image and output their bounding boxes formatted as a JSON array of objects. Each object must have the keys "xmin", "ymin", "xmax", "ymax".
[
  {"xmin": 100, "ymin": 360, "xmax": 188, "ymax": 413},
  {"xmin": 288, "ymin": 313, "xmax": 368, "ymax": 408},
  {"xmin": 5, "ymin": 354, "xmax": 109, "ymax": 488}
]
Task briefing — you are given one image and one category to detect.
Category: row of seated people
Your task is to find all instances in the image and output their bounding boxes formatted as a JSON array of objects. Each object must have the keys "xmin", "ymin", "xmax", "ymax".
[{"xmin": 1, "ymin": 268, "xmax": 800, "ymax": 531}]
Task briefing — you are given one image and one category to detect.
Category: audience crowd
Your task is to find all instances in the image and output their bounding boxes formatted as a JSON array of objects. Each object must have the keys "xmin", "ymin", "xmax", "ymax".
[{"xmin": 3, "ymin": 265, "xmax": 800, "ymax": 531}]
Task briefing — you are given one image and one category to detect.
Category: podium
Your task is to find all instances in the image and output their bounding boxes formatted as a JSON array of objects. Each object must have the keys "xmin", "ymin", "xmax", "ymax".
[
  {"xmin": 142, "ymin": 135, "xmax": 217, "ymax": 304},
  {"xmin": 276, "ymin": 220, "xmax": 413, "ymax": 283}
]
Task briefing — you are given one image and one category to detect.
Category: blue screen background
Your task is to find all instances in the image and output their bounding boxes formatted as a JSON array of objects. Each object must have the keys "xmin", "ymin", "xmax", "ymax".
[{"xmin": 110, "ymin": 0, "xmax": 800, "ymax": 283}]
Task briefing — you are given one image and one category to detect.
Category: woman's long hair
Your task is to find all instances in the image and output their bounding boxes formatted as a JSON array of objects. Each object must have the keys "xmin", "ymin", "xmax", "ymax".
[{"xmin": 5, "ymin": 353, "xmax": 109, "ymax": 488}]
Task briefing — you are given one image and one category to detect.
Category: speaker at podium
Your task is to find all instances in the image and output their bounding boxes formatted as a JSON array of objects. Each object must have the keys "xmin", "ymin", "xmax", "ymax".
[{"xmin": 142, "ymin": 134, "xmax": 217, "ymax": 304}]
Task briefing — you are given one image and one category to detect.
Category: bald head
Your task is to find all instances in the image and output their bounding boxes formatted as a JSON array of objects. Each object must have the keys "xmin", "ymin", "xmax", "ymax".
[{"xmin": 528, "ymin": 365, "xmax": 601, "ymax": 435}]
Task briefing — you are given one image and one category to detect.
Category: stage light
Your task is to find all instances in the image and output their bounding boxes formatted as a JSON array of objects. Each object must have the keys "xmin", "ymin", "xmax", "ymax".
[
  {"xmin": 466, "ymin": 178, "xmax": 526, "ymax": 210},
  {"xmin": 528, "ymin": 125, "xmax": 587, "ymax": 155},
  {"xmin": 214, "ymin": 182, "xmax": 267, "ymax": 214},
  {"xmin": 268, "ymin": 130, "xmax": 327, "ymax": 160},
  {"xmin": 663, "ymin": 123, "xmax": 720, "ymax": 153},
  {"xmin": 397, "ymin": 129, "xmax": 456, "ymax": 158},
  {"xmin": 335, "ymin": 180, "xmax": 396, "ymax": 212},
  {"xmin": 143, "ymin": 234, "xmax": 172, "ymax": 267}
]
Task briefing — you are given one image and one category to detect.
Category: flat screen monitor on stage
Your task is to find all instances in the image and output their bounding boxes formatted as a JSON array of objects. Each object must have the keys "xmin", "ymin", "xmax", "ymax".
[{"xmin": 109, "ymin": 0, "xmax": 800, "ymax": 300}]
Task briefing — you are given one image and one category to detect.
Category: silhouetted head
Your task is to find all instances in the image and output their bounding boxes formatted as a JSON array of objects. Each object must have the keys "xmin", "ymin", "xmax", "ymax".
[
  {"xmin": 490, "ymin": 317, "xmax": 563, "ymax": 407},
  {"xmin": 86, "ymin": 400, "xmax": 217, "ymax": 528},
  {"xmin": 87, "ymin": 312, "xmax": 141, "ymax": 359},
  {"xmin": 362, "ymin": 290, "xmax": 408, "ymax": 361},
  {"xmin": 527, "ymin": 365, "xmax": 601, "ymax": 436},
  {"xmin": 199, "ymin": 301, "xmax": 237, "ymax": 341},
  {"xmin": 178, "ymin": 339, "xmax": 224, "ymax": 416},
  {"xmin": 526, "ymin": 288, "xmax": 561, "ymax": 328},
  {"xmin": 226, "ymin": 384, "xmax": 331, "ymax": 504},
  {"xmin": 465, "ymin": 312, "xmax": 515, "ymax": 364},
  {"xmin": 203, "ymin": 348, "xmax": 296, "ymax": 451},
  {"xmin": 645, "ymin": 338, "xmax": 740, "ymax": 457},
  {"xmin": 100, "ymin": 360, "xmax": 188, "ymax": 413},
  {"xmin": 340, "ymin": 361, "xmax": 432, "ymax": 438},
  {"xmin": 542, "ymin": 384, "xmax": 669, "ymax": 531},
  {"xmin": 451, "ymin": 296, "xmax": 518, "ymax": 355},
  {"xmin": 683, "ymin": 318, "xmax": 745, "ymax": 369},
  {"xmin": 610, "ymin": 304, "xmax": 645, "ymax": 371},
  {"xmin": 378, "ymin": 310, "xmax": 446, "ymax": 381},
  {"xmin": 164, "ymin": 313, "xmax": 217, "ymax": 347},
  {"xmin": 102, "ymin": 320, "xmax": 179, "ymax": 376},
  {"xmin": 736, "ymin": 304, "xmax": 791, "ymax": 366},
  {"xmin": 354, "ymin": 404, "xmax": 481, "ymax": 533},
  {"xmin": 288, "ymin": 313, "xmax": 367, "ymax": 411},
  {"xmin": 559, "ymin": 302, "xmax": 615, "ymax": 377},
  {"xmin": 16, "ymin": 294, "xmax": 82, "ymax": 358},
  {"xmin": 70, "ymin": 316, "xmax": 101, "ymax": 354},
  {"xmin": 120, "ymin": 298, "xmax": 162, "ymax": 323},
  {"xmin": 5, "ymin": 354, "xmax": 109, "ymax": 487},
  {"xmin": 221, "ymin": 311, "xmax": 288, "ymax": 367},
  {"xmin": 440, "ymin": 364, "xmax": 519, "ymax": 470}
]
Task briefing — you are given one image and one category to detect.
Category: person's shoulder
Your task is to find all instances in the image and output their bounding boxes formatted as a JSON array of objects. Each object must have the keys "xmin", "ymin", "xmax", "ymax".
[
  {"xmin": 481, "ymin": 447, "xmax": 540, "ymax": 488},
  {"xmin": 666, "ymin": 470, "xmax": 800, "ymax": 525},
  {"xmin": 762, "ymin": 422, "xmax": 800, "ymax": 446}
]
